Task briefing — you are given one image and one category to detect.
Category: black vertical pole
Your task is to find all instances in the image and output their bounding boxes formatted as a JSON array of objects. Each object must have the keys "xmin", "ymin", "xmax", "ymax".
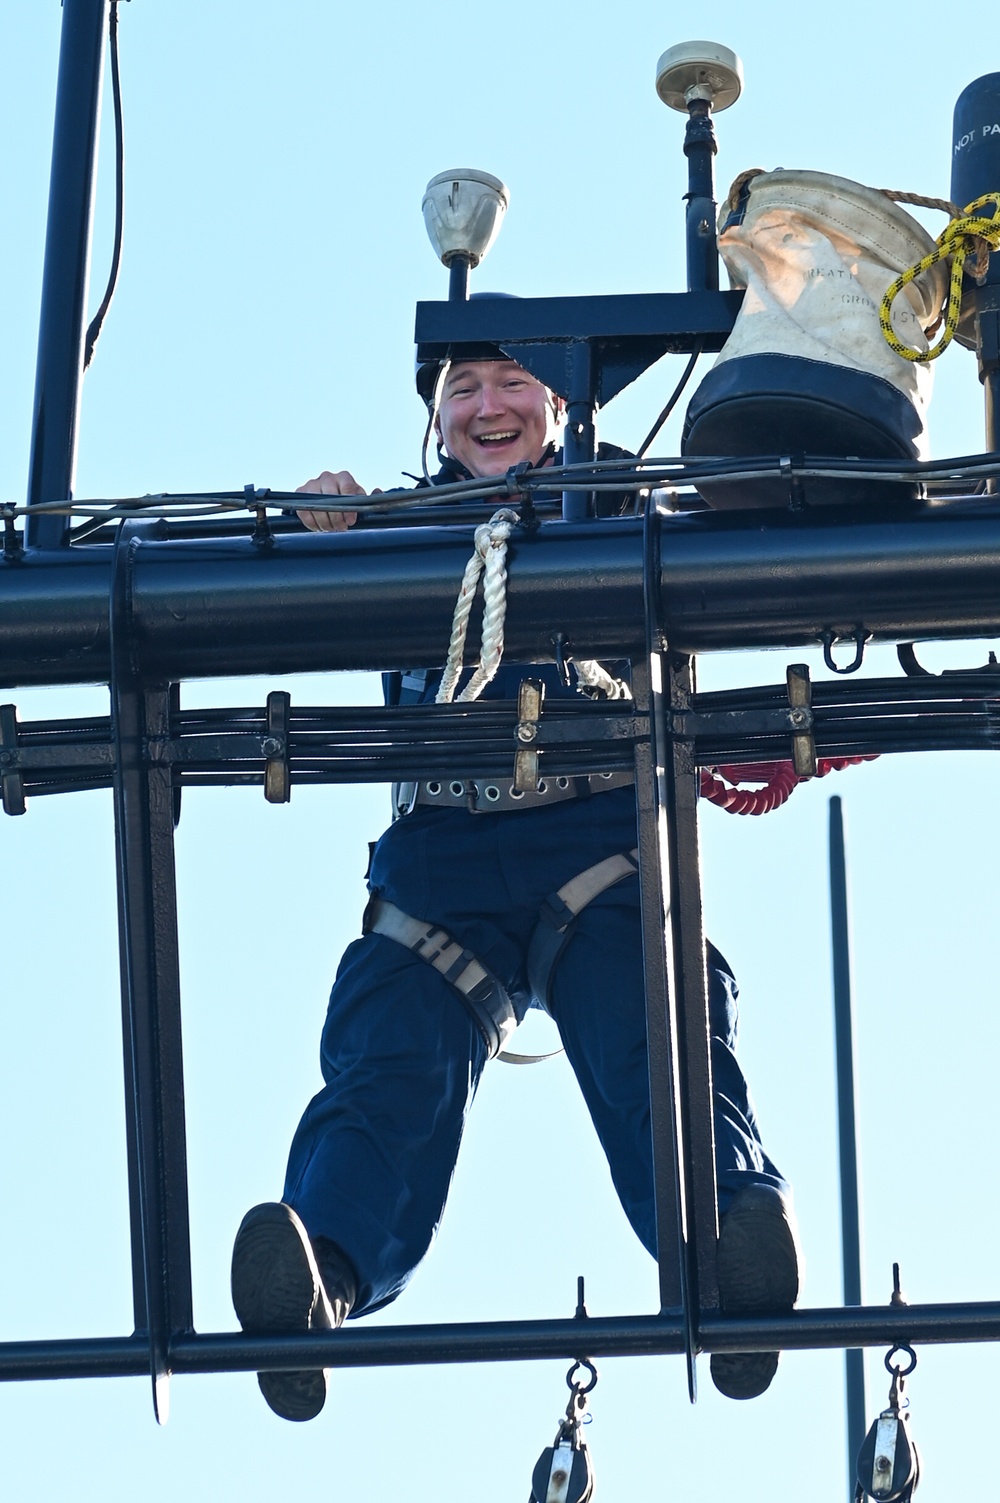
[
  {"xmin": 682, "ymin": 100, "xmax": 719, "ymax": 294},
  {"xmin": 448, "ymin": 254, "xmax": 471, "ymax": 302},
  {"xmin": 110, "ymin": 526, "xmax": 194, "ymax": 1424},
  {"xmin": 951, "ymin": 74, "xmax": 1000, "ymax": 493},
  {"xmin": 561, "ymin": 341, "xmax": 595, "ymax": 521},
  {"xmin": 828, "ymin": 795, "xmax": 866, "ymax": 1489},
  {"xmin": 26, "ymin": 0, "xmax": 109, "ymax": 550},
  {"xmin": 634, "ymin": 502, "xmax": 719, "ymax": 1403}
]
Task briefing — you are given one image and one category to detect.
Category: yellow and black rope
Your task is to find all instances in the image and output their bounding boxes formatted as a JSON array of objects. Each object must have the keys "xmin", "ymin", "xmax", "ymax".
[{"xmin": 879, "ymin": 192, "xmax": 1000, "ymax": 363}]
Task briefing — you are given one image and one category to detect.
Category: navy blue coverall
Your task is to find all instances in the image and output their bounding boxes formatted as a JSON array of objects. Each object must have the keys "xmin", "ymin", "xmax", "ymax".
[{"xmin": 282, "ymin": 459, "xmax": 788, "ymax": 1317}]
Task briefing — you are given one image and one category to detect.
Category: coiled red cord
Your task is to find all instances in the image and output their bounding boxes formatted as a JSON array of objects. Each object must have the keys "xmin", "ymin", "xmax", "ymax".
[{"xmin": 699, "ymin": 756, "xmax": 878, "ymax": 815}]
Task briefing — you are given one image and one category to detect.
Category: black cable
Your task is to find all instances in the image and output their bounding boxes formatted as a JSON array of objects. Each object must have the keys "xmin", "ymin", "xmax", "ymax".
[
  {"xmin": 83, "ymin": 2, "xmax": 124, "ymax": 370},
  {"xmin": 636, "ymin": 347, "xmax": 701, "ymax": 459}
]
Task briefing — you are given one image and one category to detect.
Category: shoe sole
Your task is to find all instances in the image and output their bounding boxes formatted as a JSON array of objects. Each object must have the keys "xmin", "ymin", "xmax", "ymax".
[
  {"xmin": 231, "ymin": 1203, "xmax": 329, "ymax": 1422},
  {"xmin": 710, "ymin": 1187, "xmax": 800, "ymax": 1401}
]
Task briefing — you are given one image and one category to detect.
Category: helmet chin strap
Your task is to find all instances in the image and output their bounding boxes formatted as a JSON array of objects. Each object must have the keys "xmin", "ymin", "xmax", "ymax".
[{"xmin": 422, "ymin": 359, "xmax": 452, "ymax": 485}]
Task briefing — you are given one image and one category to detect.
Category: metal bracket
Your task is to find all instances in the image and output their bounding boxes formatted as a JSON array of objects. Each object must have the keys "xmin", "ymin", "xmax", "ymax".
[
  {"xmin": 2, "ymin": 506, "xmax": 23, "ymax": 562},
  {"xmin": 245, "ymin": 483, "xmax": 275, "ymax": 549},
  {"xmin": 513, "ymin": 679, "xmax": 544, "ymax": 792},
  {"xmin": 786, "ymin": 663, "xmax": 817, "ymax": 777},
  {"xmin": 0, "ymin": 704, "xmax": 26, "ymax": 816},
  {"xmin": 263, "ymin": 690, "xmax": 291, "ymax": 803}
]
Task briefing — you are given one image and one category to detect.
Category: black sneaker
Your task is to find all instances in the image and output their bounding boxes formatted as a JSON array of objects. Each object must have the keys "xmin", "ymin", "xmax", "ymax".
[
  {"xmin": 710, "ymin": 1185, "xmax": 801, "ymax": 1401},
  {"xmin": 231, "ymin": 1202, "xmax": 355, "ymax": 1422}
]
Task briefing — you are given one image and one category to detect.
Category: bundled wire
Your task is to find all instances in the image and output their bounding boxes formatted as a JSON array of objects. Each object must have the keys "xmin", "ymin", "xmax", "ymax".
[{"xmin": 8, "ymin": 448, "xmax": 1000, "ymax": 534}]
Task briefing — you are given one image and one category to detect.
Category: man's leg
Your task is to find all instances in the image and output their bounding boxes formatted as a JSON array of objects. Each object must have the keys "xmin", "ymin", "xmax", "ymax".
[
  {"xmin": 285, "ymin": 931, "xmax": 489, "ymax": 1312},
  {"xmin": 547, "ymin": 888, "xmax": 798, "ymax": 1398},
  {"xmin": 234, "ymin": 930, "xmax": 488, "ymax": 1418}
]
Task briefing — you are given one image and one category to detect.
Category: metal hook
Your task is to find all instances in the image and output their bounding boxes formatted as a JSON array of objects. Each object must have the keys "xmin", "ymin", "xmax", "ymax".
[
  {"xmin": 552, "ymin": 632, "xmax": 574, "ymax": 690},
  {"xmin": 565, "ymin": 1359, "xmax": 598, "ymax": 1397},
  {"xmin": 898, "ymin": 640, "xmax": 1000, "ymax": 677},
  {"xmin": 885, "ymin": 1344, "xmax": 917, "ymax": 1379},
  {"xmin": 822, "ymin": 627, "xmax": 870, "ymax": 675}
]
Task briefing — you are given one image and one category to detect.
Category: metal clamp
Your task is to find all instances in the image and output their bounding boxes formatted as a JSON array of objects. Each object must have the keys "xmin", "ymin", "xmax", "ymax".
[
  {"xmin": 2, "ymin": 505, "xmax": 23, "ymax": 562},
  {"xmin": 505, "ymin": 460, "xmax": 537, "ymax": 529},
  {"xmin": 785, "ymin": 663, "xmax": 816, "ymax": 777},
  {"xmin": 263, "ymin": 690, "xmax": 290, "ymax": 803},
  {"xmin": 0, "ymin": 704, "xmax": 26, "ymax": 816},
  {"xmin": 246, "ymin": 483, "xmax": 274, "ymax": 548},
  {"xmin": 514, "ymin": 678, "xmax": 544, "ymax": 792}
]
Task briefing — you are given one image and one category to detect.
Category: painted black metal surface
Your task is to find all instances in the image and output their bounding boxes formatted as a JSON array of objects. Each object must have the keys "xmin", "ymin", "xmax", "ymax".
[
  {"xmin": 9, "ymin": 500, "xmax": 1000, "ymax": 688},
  {"xmin": 630, "ymin": 664, "xmax": 686, "ymax": 1324},
  {"xmin": 26, "ymin": 0, "xmax": 109, "ymax": 551},
  {"xmin": 414, "ymin": 290, "xmax": 743, "ymax": 407},
  {"xmin": 4, "ymin": 1298, "xmax": 1000, "ymax": 1384},
  {"xmin": 109, "ymin": 525, "xmax": 194, "ymax": 1421},
  {"xmin": 829, "ymin": 797, "xmax": 868, "ymax": 1485},
  {"xmin": 682, "ymin": 99, "xmax": 720, "ymax": 294},
  {"xmin": 6, "ymin": 671, "xmax": 1000, "ymax": 806}
]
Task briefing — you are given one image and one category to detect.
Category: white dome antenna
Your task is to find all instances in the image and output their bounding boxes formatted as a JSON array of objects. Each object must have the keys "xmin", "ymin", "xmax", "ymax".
[
  {"xmin": 655, "ymin": 41, "xmax": 743, "ymax": 113},
  {"xmin": 422, "ymin": 169, "xmax": 509, "ymax": 300}
]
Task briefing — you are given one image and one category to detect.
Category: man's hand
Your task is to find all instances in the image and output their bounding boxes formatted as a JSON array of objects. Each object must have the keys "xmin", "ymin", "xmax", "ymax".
[{"xmin": 295, "ymin": 470, "xmax": 376, "ymax": 532}]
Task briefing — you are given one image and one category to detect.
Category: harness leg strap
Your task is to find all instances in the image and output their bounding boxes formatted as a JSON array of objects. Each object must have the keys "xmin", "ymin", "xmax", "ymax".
[
  {"xmin": 527, "ymin": 847, "xmax": 640, "ymax": 1012},
  {"xmin": 363, "ymin": 895, "xmax": 517, "ymax": 1059}
]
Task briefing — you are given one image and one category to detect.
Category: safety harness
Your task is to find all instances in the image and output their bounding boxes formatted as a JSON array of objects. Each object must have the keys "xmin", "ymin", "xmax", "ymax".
[
  {"xmin": 363, "ymin": 894, "xmax": 516, "ymax": 1058},
  {"xmin": 363, "ymin": 843, "xmax": 640, "ymax": 1061}
]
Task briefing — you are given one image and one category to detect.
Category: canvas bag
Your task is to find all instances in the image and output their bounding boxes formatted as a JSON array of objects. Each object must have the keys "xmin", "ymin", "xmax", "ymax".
[{"xmin": 682, "ymin": 169, "xmax": 949, "ymax": 506}]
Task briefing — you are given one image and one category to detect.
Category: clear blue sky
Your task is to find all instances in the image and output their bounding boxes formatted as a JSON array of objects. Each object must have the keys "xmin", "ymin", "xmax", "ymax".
[{"xmin": 1, "ymin": 2, "xmax": 997, "ymax": 1499}]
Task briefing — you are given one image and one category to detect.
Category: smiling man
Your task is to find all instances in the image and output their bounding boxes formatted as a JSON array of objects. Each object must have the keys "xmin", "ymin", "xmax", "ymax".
[
  {"xmin": 231, "ymin": 345, "xmax": 800, "ymax": 1423},
  {"xmin": 435, "ymin": 357, "xmax": 562, "ymax": 473}
]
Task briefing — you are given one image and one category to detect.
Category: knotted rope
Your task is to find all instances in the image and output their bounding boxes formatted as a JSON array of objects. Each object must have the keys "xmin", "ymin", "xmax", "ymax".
[
  {"xmin": 879, "ymin": 191, "xmax": 1000, "ymax": 362},
  {"xmin": 436, "ymin": 508, "xmax": 519, "ymax": 704}
]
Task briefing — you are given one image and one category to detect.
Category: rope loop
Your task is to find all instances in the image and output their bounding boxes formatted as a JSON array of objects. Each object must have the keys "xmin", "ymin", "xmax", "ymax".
[
  {"xmin": 436, "ymin": 508, "xmax": 519, "ymax": 705},
  {"xmin": 879, "ymin": 191, "xmax": 1000, "ymax": 363}
]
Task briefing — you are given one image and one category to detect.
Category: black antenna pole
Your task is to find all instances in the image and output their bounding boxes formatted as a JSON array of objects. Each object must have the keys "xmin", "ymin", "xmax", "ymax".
[
  {"xmin": 829, "ymin": 795, "xmax": 867, "ymax": 1494},
  {"xmin": 26, "ymin": 0, "xmax": 109, "ymax": 550}
]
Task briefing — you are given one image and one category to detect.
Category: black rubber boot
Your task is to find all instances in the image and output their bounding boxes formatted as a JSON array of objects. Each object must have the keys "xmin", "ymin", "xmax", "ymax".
[
  {"xmin": 710, "ymin": 1184, "xmax": 801, "ymax": 1400},
  {"xmin": 231, "ymin": 1202, "xmax": 356, "ymax": 1422}
]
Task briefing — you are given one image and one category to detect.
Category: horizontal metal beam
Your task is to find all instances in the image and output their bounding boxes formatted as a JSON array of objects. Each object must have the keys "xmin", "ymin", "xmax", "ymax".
[
  {"xmin": 2, "ymin": 1300, "xmax": 1000, "ymax": 1382},
  {"xmin": 5, "ymin": 502, "xmax": 1000, "ymax": 690},
  {"xmin": 415, "ymin": 291, "xmax": 742, "ymax": 354}
]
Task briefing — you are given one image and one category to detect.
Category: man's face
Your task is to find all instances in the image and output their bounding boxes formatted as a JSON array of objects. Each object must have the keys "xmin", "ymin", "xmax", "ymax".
[{"xmin": 435, "ymin": 359, "xmax": 562, "ymax": 478}]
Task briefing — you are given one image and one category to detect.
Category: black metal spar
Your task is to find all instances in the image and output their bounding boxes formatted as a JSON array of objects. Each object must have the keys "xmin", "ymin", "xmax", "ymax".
[
  {"xmin": 6, "ymin": 1299, "xmax": 1000, "ymax": 1384},
  {"xmin": 5, "ymin": 501, "xmax": 1000, "ymax": 688}
]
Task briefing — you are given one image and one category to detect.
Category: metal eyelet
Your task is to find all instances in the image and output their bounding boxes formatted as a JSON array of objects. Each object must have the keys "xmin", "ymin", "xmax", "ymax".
[
  {"xmin": 600, "ymin": 772, "xmax": 613, "ymax": 779},
  {"xmin": 508, "ymin": 786, "xmax": 524, "ymax": 799},
  {"xmin": 449, "ymin": 781, "xmax": 464, "ymax": 797},
  {"xmin": 426, "ymin": 781, "xmax": 441, "ymax": 796},
  {"xmin": 537, "ymin": 779, "xmax": 547, "ymax": 793},
  {"xmin": 484, "ymin": 785, "xmax": 500, "ymax": 802},
  {"xmin": 556, "ymin": 777, "xmax": 569, "ymax": 789}
]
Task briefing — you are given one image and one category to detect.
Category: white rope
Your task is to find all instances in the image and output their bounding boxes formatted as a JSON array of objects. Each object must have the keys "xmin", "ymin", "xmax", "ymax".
[
  {"xmin": 573, "ymin": 659, "xmax": 632, "ymax": 701},
  {"xmin": 436, "ymin": 508, "xmax": 519, "ymax": 704},
  {"xmin": 435, "ymin": 508, "xmax": 632, "ymax": 706}
]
